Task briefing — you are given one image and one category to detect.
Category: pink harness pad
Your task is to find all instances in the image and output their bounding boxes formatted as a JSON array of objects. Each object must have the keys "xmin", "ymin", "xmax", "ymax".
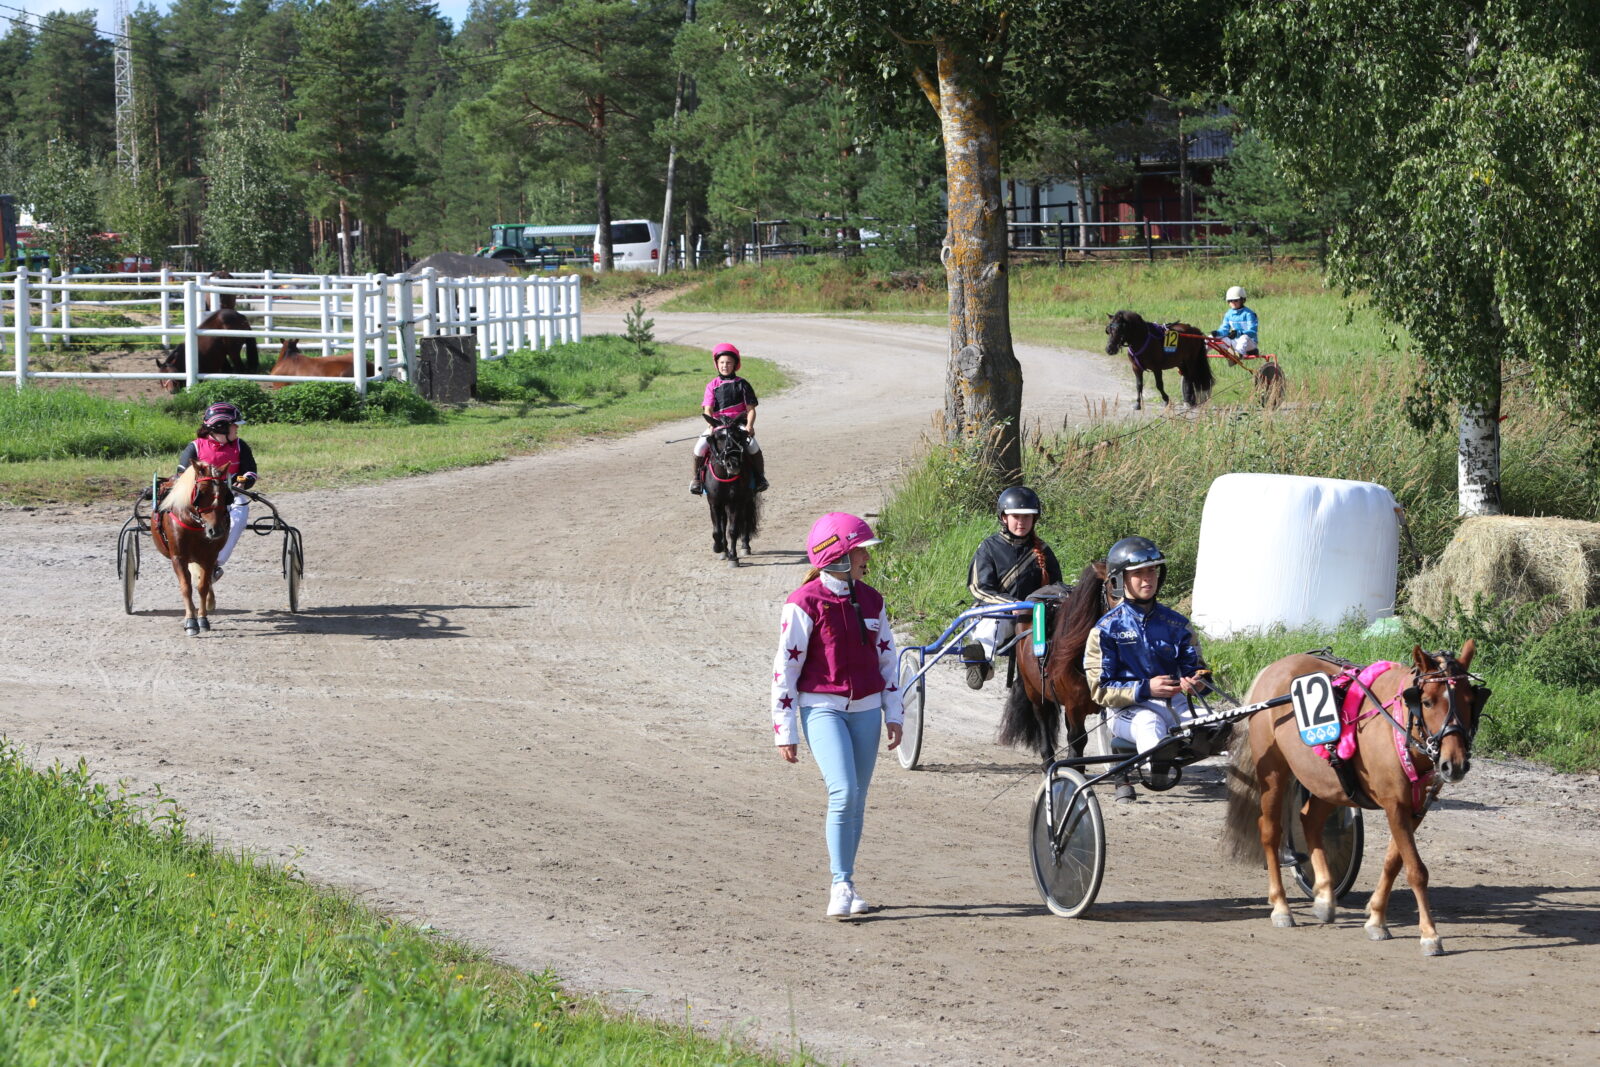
[{"xmin": 1322, "ymin": 660, "xmax": 1401, "ymax": 761}]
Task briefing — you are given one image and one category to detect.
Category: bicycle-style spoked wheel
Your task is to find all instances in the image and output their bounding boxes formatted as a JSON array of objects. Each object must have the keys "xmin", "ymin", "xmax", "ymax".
[
  {"xmin": 119, "ymin": 529, "xmax": 140, "ymax": 615},
  {"xmin": 284, "ymin": 531, "xmax": 304, "ymax": 614},
  {"xmin": 1029, "ymin": 767, "xmax": 1105, "ymax": 917},
  {"xmin": 896, "ymin": 648, "xmax": 925, "ymax": 770},
  {"xmin": 1282, "ymin": 782, "xmax": 1364, "ymax": 901}
]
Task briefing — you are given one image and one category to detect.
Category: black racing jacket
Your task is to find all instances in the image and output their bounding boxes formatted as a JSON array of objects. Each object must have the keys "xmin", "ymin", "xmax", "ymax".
[{"xmin": 967, "ymin": 530, "xmax": 1062, "ymax": 606}]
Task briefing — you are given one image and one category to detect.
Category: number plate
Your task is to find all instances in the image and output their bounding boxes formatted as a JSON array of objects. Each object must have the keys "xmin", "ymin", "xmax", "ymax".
[
  {"xmin": 1163, "ymin": 328, "xmax": 1179, "ymax": 353},
  {"xmin": 1289, "ymin": 672, "xmax": 1340, "ymax": 747},
  {"xmin": 1031, "ymin": 601, "xmax": 1046, "ymax": 658}
]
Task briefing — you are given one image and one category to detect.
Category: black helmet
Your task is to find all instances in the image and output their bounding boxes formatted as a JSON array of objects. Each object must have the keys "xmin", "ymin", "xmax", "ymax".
[
  {"xmin": 996, "ymin": 486, "xmax": 1042, "ymax": 523},
  {"xmin": 1106, "ymin": 536, "xmax": 1166, "ymax": 601}
]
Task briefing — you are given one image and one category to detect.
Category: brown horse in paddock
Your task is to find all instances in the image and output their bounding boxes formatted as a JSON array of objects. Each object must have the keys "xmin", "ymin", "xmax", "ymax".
[
  {"xmin": 267, "ymin": 338, "xmax": 375, "ymax": 388},
  {"xmin": 998, "ymin": 561, "xmax": 1118, "ymax": 762},
  {"xmin": 1105, "ymin": 309, "xmax": 1215, "ymax": 410},
  {"xmin": 154, "ymin": 271, "xmax": 260, "ymax": 393},
  {"xmin": 1221, "ymin": 642, "xmax": 1489, "ymax": 955},
  {"xmin": 150, "ymin": 461, "xmax": 232, "ymax": 636}
]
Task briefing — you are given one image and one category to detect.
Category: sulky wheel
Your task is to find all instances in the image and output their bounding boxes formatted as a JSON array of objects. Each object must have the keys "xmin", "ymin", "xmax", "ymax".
[
  {"xmin": 1029, "ymin": 767, "xmax": 1106, "ymax": 918},
  {"xmin": 896, "ymin": 648, "xmax": 925, "ymax": 770},
  {"xmin": 284, "ymin": 531, "xmax": 304, "ymax": 614},
  {"xmin": 119, "ymin": 529, "xmax": 140, "ymax": 615},
  {"xmin": 1282, "ymin": 782, "xmax": 1364, "ymax": 901}
]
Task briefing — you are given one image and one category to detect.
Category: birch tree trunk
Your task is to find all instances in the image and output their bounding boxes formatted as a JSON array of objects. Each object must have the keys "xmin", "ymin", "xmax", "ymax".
[
  {"xmin": 936, "ymin": 42, "xmax": 1023, "ymax": 481},
  {"xmin": 1457, "ymin": 378, "xmax": 1502, "ymax": 516}
]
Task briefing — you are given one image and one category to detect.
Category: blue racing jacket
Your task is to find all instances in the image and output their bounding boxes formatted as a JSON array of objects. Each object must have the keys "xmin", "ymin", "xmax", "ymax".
[
  {"xmin": 1216, "ymin": 305, "xmax": 1259, "ymax": 340},
  {"xmin": 1083, "ymin": 600, "xmax": 1205, "ymax": 708}
]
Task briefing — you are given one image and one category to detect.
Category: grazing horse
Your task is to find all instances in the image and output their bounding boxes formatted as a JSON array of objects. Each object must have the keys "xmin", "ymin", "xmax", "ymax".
[
  {"xmin": 154, "ymin": 273, "xmax": 260, "ymax": 393},
  {"xmin": 999, "ymin": 561, "xmax": 1118, "ymax": 762},
  {"xmin": 1105, "ymin": 309, "xmax": 1214, "ymax": 410},
  {"xmin": 699, "ymin": 414, "xmax": 760, "ymax": 566},
  {"xmin": 150, "ymin": 461, "xmax": 233, "ymax": 636},
  {"xmin": 268, "ymin": 338, "xmax": 374, "ymax": 388},
  {"xmin": 1221, "ymin": 642, "xmax": 1489, "ymax": 955}
]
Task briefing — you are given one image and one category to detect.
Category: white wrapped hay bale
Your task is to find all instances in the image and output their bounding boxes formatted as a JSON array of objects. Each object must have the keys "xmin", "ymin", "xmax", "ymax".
[{"xmin": 1191, "ymin": 473, "xmax": 1400, "ymax": 638}]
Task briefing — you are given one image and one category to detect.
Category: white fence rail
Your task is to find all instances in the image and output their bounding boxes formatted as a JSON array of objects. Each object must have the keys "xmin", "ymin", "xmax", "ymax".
[{"xmin": 1, "ymin": 268, "xmax": 583, "ymax": 395}]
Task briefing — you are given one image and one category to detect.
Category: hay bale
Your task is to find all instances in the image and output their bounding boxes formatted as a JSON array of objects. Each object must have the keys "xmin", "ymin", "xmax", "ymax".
[
  {"xmin": 1405, "ymin": 516, "xmax": 1600, "ymax": 618},
  {"xmin": 406, "ymin": 251, "xmax": 514, "ymax": 278}
]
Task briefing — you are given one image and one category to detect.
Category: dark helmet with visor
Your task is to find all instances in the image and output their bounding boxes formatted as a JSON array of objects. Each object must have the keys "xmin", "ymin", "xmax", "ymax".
[
  {"xmin": 202, "ymin": 401, "xmax": 245, "ymax": 429},
  {"xmin": 995, "ymin": 485, "xmax": 1042, "ymax": 523},
  {"xmin": 1106, "ymin": 536, "xmax": 1166, "ymax": 601}
]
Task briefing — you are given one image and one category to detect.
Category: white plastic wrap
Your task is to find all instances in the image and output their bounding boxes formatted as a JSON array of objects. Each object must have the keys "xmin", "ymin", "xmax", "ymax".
[{"xmin": 1190, "ymin": 473, "xmax": 1400, "ymax": 638}]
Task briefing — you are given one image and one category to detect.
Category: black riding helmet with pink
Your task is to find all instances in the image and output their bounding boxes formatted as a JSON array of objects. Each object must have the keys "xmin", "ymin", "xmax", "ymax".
[{"xmin": 201, "ymin": 401, "xmax": 245, "ymax": 432}]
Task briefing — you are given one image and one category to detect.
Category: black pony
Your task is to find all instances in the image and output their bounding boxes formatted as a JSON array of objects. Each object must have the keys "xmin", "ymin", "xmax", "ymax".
[
  {"xmin": 700, "ymin": 414, "xmax": 761, "ymax": 566},
  {"xmin": 1105, "ymin": 309, "xmax": 1214, "ymax": 410},
  {"xmin": 153, "ymin": 271, "xmax": 260, "ymax": 393}
]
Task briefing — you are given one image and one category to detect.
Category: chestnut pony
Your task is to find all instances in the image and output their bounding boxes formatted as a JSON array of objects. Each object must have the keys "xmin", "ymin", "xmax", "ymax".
[
  {"xmin": 998, "ymin": 561, "xmax": 1118, "ymax": 761},
  {"xmin": 154, "ymin": 272, "xmax": 260, "ymax": 393},
  {"xmin": 267, "ymin": 338, "xmax": 374, "ymax": 387},
  {"xmin": 1222, "ymin": 642, "xmax": 1489, "ymax": 955},
  {"xmin": 150, "ymin": 461, "xmax": 232, "ymax": 635}
]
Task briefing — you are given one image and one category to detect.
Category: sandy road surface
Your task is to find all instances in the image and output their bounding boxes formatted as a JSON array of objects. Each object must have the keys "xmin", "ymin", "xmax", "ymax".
[{"xmin": 3, "ymin": 312, "xmax": 1599, "ymax": 1065}]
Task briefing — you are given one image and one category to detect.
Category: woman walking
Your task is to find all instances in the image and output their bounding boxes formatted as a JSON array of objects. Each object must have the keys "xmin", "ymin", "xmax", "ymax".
[{"xmin": 771, "ymin": 512, "xmax": 903, "ymax": 918}]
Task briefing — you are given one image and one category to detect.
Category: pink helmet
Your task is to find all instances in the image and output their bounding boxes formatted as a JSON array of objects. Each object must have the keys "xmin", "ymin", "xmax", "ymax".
[
  {"xmin": 712, "ymin": 341, "xmax": 741, "ymax": 369},
  {"xmin": 806, "ymin": 512, "xmax": 881, "ymax": 571}
]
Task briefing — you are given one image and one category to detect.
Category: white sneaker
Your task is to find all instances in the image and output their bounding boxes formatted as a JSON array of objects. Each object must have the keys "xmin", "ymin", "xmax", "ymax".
[
  {"xmin": 826, "ymin": 881, "xmax": 856, "ymax": 920},
  {"xmin": 845, "ymin": 882, "xmax": 870, "ymax": 915}
]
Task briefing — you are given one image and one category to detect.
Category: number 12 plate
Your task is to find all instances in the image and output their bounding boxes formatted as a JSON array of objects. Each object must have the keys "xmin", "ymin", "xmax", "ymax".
[{"xmin": 1289, "ymin": 671, "xmax": 1340, "ymax": 748}]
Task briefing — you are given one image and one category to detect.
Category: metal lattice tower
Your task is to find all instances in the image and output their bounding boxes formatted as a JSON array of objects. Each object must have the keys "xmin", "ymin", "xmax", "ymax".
[{"xmin": 113, "ymin": 0, "xmax": 138, "ymax": 178}]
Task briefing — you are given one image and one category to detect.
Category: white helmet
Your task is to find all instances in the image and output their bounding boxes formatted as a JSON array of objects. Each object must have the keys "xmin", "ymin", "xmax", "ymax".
[{"xmin": 1225, "ymin": 286, "xmax": 1247, "ymax": 301}]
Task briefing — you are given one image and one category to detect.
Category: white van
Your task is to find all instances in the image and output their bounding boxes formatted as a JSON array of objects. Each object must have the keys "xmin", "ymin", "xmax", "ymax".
[{"xmin": 594, "ymin": 219, "xmax": 661, "ymax": 271}]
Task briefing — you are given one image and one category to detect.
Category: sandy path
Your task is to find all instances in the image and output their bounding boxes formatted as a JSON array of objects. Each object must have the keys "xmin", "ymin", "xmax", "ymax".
[{"xmin": 2, "ymin": 311, "xmax": 1598, "ymax": 1065}]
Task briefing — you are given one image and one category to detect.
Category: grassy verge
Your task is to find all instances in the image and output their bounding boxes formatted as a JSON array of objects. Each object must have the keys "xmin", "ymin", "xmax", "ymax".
[
  {"xmin": 0, "ymin": 743, "xmax": 808, "ymax": 1065},
  {"xmin": 0, "ymin": 339, "xmax": 787, "ymax": 505}
]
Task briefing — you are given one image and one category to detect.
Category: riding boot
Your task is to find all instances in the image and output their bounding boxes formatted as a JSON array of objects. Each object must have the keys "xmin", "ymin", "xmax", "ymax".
[
  {"xmin": 748, "ymin": 450, "xmax": 769, "ymax": 493},
  {"xmin": 689, "ymin": 454, "xmax": 706, "ymax": 495}
]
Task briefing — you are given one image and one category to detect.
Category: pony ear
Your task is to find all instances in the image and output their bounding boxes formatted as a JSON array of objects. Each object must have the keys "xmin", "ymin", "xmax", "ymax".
[
  {"xmin": 1411, "ymin": 644, "xmax": 1432, "ymax": 672},
  {"xmin": 1107, "ymin": 312, "xmax": 1114, "ymax": 321},
  {"xmin": 1457, "ymin": 637, "xmax": 1476, "ymax": 669}
]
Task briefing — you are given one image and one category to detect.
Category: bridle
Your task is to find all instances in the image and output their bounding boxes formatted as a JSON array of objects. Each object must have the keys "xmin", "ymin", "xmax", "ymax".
[
  {"xmin": 1398, "ymin": 652, "xmax": 1487, "ymax": 763},
  {"xmin": 169, "ymin": 475, "xmax": 229, "ymax": 533},
  {"xmin": 706, "ymin": 423, "xmax": 747, "ymax": 484},
  {"xmin": 1107, "ymin": 314, "xmax": 1155, "ymax": 365}
]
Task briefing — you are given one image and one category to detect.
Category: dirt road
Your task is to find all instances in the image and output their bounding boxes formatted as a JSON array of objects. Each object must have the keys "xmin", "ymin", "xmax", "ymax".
[{"xmin": 2, "ymin": 312, "xmax": 1597, "ymax": 1065}]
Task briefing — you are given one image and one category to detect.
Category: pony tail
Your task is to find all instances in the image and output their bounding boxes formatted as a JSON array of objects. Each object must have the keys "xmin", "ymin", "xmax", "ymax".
[
  {"xmin": 802, "ymin": 566, "xmax": 822, "ymax": 583},
  {"xmin": 1221, "ymin": 722, "xmax": 1265, "ymax": 865},
  {"xmin": 1030, "ymin": 538, "xmax": 1050, "ymax": 591}
]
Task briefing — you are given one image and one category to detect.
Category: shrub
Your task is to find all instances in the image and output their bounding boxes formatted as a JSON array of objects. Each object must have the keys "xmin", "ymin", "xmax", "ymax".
[
  {"xmin": 362, "ymin": 379, "xmax": 441, "ymax": 424},
  {"xmin": 1519, "ymin": 608, "xmax": 1600, "ymax": 689},
  {"xmin": 269, "ymin": 380, "xmax": 363, "ymax": 423},
  {"xmin": 163, "ymin": 380, "xmax": 275, "ymax": 425},
  {"xmin": 475, "ymin": 336, "xmax": 665, "ymax": 405}
]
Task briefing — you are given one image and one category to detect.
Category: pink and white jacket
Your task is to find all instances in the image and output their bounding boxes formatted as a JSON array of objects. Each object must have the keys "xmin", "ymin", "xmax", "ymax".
[{"xmin": 770, "ymin": 573, "xmax": 903, "ymax": 745}]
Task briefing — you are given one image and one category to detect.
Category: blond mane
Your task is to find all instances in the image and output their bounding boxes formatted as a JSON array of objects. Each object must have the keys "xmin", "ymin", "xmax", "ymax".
[{"xmin": 157, "ymin": 464, "xmax": 199, "ymax": 512}]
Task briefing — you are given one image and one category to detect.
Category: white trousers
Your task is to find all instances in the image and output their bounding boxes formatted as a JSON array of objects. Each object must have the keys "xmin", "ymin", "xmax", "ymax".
[
  {"xmin": 218, "ymin": 501, "xmax": 249, "ymax": 566},
  {"xmin": 1229, "ymin": 334, "xmax": 1258, "ymax": 356},
  {"xmin": 694, "ymin": 431, "xmax": 759, "ymax": 457},
  {"xmin": 1110, "ymin": 696, "xmax": 1191, "ymax": 752}
]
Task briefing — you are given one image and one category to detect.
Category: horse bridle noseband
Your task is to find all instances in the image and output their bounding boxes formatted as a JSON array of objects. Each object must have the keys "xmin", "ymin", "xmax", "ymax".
[
  {"xmin": 169, "ymin": 476, "xmax": 228, "ymax": 532},
  {"xmin": 706, "ymin": 424, "xmax": 747, "ymax": 484},
  {"xmin": 1399, "ymin": 654, "xmax": 1487, "ymax": 763}
]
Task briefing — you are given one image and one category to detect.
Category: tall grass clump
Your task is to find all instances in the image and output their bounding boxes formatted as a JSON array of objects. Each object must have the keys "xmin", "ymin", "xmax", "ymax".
[
  {"xmin": 0, "ymin": 388, "xmax": 190, "ymax": 461},
  {"xmin": 0, "ymin": 742, "xmax": 806, "ymax": 1064},
  {"xmin": 477, "ymin": 336, "xmax": 668, "ymax": 403},
  {"xmin": 667, "ymin": 258, "xmax": 944, "ymax": 314}
]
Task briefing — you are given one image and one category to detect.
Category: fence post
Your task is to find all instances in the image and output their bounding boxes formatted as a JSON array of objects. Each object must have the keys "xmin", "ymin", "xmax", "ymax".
[
  {"xmin": 159, "ymin": 267, "xmax": 172, "ymax": 348},
  {"xmin": 320, "ymin": 274, "xmax": 334, "ymax": 357},
  {"xmin": 511, "ymin": 276, "xmax": 527, "ymax": 351},
  {"xmin": 39, "ymin": 268, "xmax": 54, "ymax": 352},
  {"xmin": 1056, "ymin": 221, "xmax": 1065, "ymax": 267},
  {"xmin": 1145, "ymin": 220, "xmax": 1154, "ymax": 262},
  {"xmin": 351, "ymin": 279, "xmax": 369, "ymax": 398},
  {"xmin": 398, "ymin": 274, "xmax": 417, "ymax": 382},
  {"xmin": 372, "ymin": 273, "xmax": 390, "ymax": 376},
  {"xmin": 418, "ymin": 268, "xmax": 437, "ymax": 340},
  {"xmin": 12, "ymin": 269, "xmax": 28, "ymax": 389},
  {"xmin": 262, "ymin": 269, "xmax": 275, "ymax": 336},
  {"xmin": 1265, "ymin": 226, "xmax": 1274, "ymax": 263},
  {"xmin": 182, "ymin": 279, "xmax": 201, "ymax": 391}
]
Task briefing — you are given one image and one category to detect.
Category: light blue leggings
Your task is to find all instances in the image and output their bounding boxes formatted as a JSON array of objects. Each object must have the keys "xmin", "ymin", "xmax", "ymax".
[{"xmin": 800, "ymin": 705, "xmax": 880, "ymax": 885}]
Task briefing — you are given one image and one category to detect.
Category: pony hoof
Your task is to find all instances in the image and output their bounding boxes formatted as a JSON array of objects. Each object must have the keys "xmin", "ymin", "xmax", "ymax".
[
  {"xmin": 1311, "ymin": 901, "xmax": 1336, "ymax": 924},
  {"xmin": 183, "ymin": 620, "xmax": 200, "ymax": 636},
  {"xmin": 1420, "ymin": 938, "xmax": 1445, "ymax": 957},
  {"xmin": 1366, "ymin": 924, "xmax": 1391, "ymax": 941},
  {"xmin": 1271, "ymin": 912, "xmax": 1295, "ymax": 929},
  {"xmin": 198, "ymin": 618, "xmax": 211, "ymax": 632}
]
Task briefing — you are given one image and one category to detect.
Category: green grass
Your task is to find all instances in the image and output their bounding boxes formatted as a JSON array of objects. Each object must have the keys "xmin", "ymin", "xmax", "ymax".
[
  {"xmin": 0, "ymin": 339, "xmax": 788, "ymax": 505},
  {"xmin": 0, "ymin": 743, "xmax": 809, "ymax": 1065},
  {"xmin": 0, "ymin": 388, "xmax": 192, "ymax": 462}
]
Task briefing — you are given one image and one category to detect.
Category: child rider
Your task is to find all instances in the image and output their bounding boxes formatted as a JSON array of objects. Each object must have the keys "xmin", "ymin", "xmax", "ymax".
[{"xmin": 691, "ymin": 342, "xmax": 768, "ymax": 494}]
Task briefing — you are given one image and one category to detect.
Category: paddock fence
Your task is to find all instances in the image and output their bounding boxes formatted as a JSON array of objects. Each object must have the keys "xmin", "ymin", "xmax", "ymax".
[{"xmin": 1, "ymin": 268, "xmax": 583, "ymax": 395}]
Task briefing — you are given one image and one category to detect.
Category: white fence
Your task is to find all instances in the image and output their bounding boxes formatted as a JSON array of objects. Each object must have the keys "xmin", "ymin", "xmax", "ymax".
[{"xmin": 1, "ymin": 268, "xmax": 583, "ymax": 395}]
